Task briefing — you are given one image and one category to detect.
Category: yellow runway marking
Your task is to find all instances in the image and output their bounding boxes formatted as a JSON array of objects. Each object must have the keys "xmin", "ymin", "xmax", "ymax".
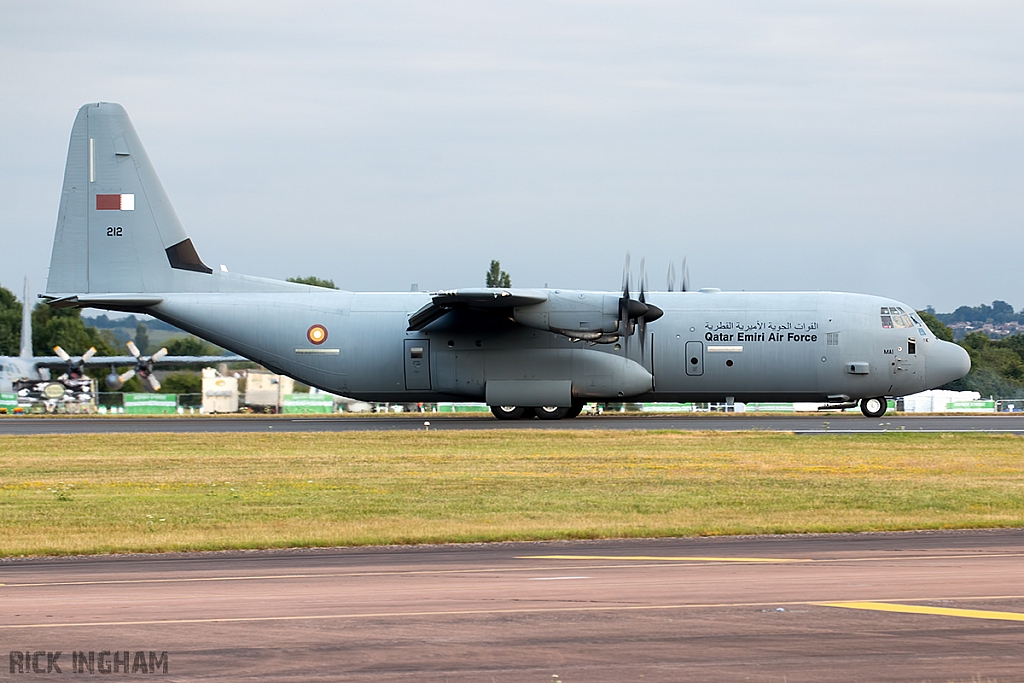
[
  {"xmin": 820, "ymin": 601, "xmax": 1024, "ymax": 622},
  {"xmin": 5, "ymin": 595, "xmax": 1024, "ymax": 631},
  {"xmin": 519, "ymin": 555, "xmax": 807, "ymax": 563}
]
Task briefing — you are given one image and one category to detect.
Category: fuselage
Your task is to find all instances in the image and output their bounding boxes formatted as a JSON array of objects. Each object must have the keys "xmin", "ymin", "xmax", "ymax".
[{"xmin": 143, "ymin": 285, "xmax": 969, "ymax": 405}]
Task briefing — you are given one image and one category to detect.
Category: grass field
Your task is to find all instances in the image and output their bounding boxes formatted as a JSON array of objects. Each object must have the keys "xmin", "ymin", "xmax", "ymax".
[{"xmin": 1, "ymin": 430, "xmax": 1023, "ymax": 556}]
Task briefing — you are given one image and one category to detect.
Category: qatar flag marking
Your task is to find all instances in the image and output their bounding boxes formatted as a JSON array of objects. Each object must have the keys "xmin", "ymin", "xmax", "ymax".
[{"xmin": 96, "ymin": 194, "xmax": 135, "ymax": 210}]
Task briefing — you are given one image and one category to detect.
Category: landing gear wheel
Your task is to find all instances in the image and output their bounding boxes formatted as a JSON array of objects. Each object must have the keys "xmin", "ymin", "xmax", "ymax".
[
  {"xmin": 860, "ymin": 396, "xmax": 887, "ymax": 418},
  {"xmin": 534, "ymin": 406, "xmax": 570, "ymax": 420},
  {"xmin": 491, "ymin": 405, "xmax": 526, "ymax": 420},
  {"xmin": 565, "ymin": 402, "xmax": 585, "ymax": 419}
]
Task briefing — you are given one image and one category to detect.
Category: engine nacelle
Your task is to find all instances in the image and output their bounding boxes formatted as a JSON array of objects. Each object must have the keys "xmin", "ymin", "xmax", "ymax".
[{"xmin": 513, "ymin": 291, "xmax": 621, "ymax": 342}]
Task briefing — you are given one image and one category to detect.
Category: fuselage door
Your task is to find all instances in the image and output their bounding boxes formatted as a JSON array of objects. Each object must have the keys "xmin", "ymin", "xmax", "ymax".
[
  {"xmin": 404, "ymin": 339, "xmax": 431, "ymax": 390},
  {"xmin": 685, "ymin": 341, "xmax": 704, "ymax": 376}
]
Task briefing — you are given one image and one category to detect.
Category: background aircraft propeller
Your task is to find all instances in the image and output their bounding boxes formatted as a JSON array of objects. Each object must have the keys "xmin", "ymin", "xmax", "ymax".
[
  {"xmin": 113, "ymin": 341, "xmax": 168, "ymax": 391},
  {"xmin": 52, "ymin": 345, "xmax": 95, "ymax": 379}
]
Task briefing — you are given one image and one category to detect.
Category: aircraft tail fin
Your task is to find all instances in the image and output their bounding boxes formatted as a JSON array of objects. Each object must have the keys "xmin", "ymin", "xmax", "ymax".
[
  {"xmin": 20, "ymin": 276, "xmax": 32, "ymax": 359},
  {"xmin": 46, "ymin": 103, "xmax": 216, "ymax": 297}
]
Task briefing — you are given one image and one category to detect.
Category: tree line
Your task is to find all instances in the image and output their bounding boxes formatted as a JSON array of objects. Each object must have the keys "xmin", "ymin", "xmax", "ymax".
[
  {"xmin": 927, "ymin": 300, "xmax": 1023, "ymax": 325},
  {"xmin": 918, "ymin": 311, "xmax": 1023, "ymax": 398}
]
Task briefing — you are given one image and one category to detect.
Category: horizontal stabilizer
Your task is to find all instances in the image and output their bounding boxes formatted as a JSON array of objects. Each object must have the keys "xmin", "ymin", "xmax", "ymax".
[{"xmin": 42, "ymin": 293, "xmax": 164, "ymax": 310}]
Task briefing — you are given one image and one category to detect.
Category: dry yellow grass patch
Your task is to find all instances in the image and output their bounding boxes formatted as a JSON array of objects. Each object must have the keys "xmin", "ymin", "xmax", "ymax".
[{"xmin": 0, "ymin": 430, "xmax": 1022, "ymax": 556}]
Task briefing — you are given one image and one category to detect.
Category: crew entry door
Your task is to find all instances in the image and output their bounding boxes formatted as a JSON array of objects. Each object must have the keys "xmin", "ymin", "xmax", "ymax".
[
  {"xmin": 404, "ymin": 339, "xmax": 431, "ymax": 390},
  {"xmin": 685, "ymin": 341, "xmax": 704, "ymax": 376}
]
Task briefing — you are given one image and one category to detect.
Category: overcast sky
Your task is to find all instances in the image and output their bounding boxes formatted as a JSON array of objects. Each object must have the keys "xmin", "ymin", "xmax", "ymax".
[{"xmin": 1, "ymin": 1, "xmax": 1021, "ymax": 313}]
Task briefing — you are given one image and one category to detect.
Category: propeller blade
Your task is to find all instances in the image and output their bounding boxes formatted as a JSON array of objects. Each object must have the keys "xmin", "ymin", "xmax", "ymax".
[
  {"xmin": 118, "ymin": 369, "xmax": 136, "ymax": 383},
  {"xmin": 151, "ymin": 347, "xmax": 168, "ymax": 362},
  {"xmin": 621, "ymin": 252, "xmax": 631, "ymax": 301},
  {"xmin": 639, "ymin": 257, "xmax": 646, "ymax": 304},
  {"xmin": 638, "ymin": 257, "xmax": 648, "ymax": 354},
  {"xmin": 667, "ymin": 261, "xmax": 676, "ymax": 292},
  {"xmin": 81, "ymin": 347, "xmax": 97, "ymax": 362},
  {"xmin": 146, "ymin": 374, "xmax": 161, "ymax": 392},
  {"xmin": 53, "ymin": 346, "xmax": 71, "ymax": 362},
  {"xmin": 618, "ymin": 252, "xmax": 630, "ymax": 337},
  {"xmin": 681, "ymin": 257, "xmax": 690, "ymax": 293},
  {"xmin": 126, "ymin": 340, "xmax": 141, "ymax": 358}
]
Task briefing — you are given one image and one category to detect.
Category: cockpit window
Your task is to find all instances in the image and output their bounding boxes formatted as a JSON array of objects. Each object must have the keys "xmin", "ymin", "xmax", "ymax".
[{"xmin": 880, "ymin": 307, "xmax": 916, "ymax": 330}]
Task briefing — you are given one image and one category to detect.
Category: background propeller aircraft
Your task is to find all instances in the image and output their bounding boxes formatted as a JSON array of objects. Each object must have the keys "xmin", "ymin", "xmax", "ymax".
[
  {"xmin": 0, "ymin": 277, "xmax": 243, "ymax": 394},
  {"xmin": 41, "ymin": 103, "xmax": 970, "ymax": 418}
]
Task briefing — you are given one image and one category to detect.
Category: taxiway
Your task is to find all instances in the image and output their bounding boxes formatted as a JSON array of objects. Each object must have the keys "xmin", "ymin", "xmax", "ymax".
[
  {"xmin": 3, "ymin": 413, "xmax": 1024, "ymax": 434},
  {"xmin": 2, "ymin": 530, "xmax": 1023, "ymax": 681}
]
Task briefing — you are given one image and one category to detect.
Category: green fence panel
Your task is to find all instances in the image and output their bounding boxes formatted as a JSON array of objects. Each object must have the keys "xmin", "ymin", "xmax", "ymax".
[
  {"xmin": 436, "ymin": 403, "xmax": 490, "ymax": 413},
  {"xmin": 123, "ymin": 393, "xmax": 177, "ymax": 414},
  {"xmin": 946, "ymin": 400, "xmax": 996, "ymax": 412},
  {"xmin": 281, "ymin": 394, "xmax": 334, "ymax": 414}
]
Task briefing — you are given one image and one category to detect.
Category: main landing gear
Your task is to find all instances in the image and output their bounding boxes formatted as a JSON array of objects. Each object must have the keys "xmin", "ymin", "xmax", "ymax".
[
  {"xmin": 490, "ymin": 403, "xmax": 585, "ymax": 421},
  {"xmin": 860, "ymin": 396, "xmax": 888, "ymax": 418}
]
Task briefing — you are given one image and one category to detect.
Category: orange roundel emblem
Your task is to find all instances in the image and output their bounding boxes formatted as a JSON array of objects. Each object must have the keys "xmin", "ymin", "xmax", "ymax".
[{"xmin": 306, "ymin": 324, "xmax": 328, "ymax": 345}]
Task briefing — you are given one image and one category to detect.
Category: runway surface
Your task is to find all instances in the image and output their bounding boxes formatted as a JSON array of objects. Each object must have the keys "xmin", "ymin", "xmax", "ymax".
[
  {"xmin": 4, "ymin": 413, "xmax": 1024, "ymax": 434},
  {"xmin": 2, "ymin": 530, "xmax": 1023, "ymax": 681}
]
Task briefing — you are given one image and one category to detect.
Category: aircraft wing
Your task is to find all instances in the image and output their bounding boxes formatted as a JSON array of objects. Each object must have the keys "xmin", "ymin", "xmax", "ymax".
[
  {"xmin": 406, "ymin": 287, "xmax": 661, "ymax": 346},
  {"xmin": 407, "ymin": 288, "xmax": 548, "ymax": 331}
]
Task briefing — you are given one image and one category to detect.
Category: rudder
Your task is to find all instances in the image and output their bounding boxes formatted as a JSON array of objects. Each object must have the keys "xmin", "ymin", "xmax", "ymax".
[{"xmin": 47, "ymin": 103, "xmax": 214, "ymax": 296}]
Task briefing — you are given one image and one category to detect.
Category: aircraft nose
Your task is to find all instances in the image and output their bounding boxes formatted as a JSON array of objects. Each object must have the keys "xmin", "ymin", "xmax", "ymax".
[{"xmin": 927, "ymin": 340, "xmax": 971, "ymax": 388}]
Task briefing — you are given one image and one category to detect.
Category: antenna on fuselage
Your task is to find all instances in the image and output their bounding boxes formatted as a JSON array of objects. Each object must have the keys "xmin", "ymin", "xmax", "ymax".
[{"xmin": 19, "ymin": 276, "xmax": 31, "ymax": 359}]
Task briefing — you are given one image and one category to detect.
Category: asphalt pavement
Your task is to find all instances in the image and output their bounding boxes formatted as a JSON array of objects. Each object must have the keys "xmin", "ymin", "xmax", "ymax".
[
  {"xmin": 2, "ymin": 530, "xmax": 1023, "ymax": 681},
  {"xmin": 3, "ymin": 412, "xmax": 1024, "ymax": 434}
]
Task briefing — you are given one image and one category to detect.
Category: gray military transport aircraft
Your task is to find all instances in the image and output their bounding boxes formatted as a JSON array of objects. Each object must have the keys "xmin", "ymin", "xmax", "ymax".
[{"xmin": 41, "ymin": 103, "xmax": 970, "ymax": 419}]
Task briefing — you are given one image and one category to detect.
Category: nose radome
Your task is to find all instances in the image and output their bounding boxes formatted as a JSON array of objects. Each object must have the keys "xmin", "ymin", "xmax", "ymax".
[{"xmin": 928, "ymin": 340, "xmax": 971, "ymax": 388}]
